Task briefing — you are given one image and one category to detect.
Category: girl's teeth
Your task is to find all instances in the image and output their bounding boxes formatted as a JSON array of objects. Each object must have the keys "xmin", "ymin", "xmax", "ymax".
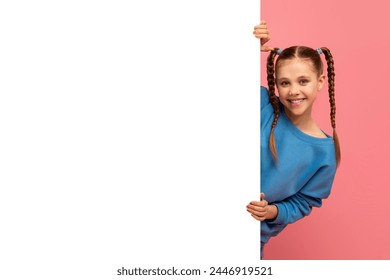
[{"xmin": 290, "ymin": 99, "xmax": 303, "ymax": 103}]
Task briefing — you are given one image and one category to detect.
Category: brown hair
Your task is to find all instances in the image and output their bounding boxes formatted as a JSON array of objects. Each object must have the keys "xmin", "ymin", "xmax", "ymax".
[{"xmin": 266, "ymin": 46, "xmax": 341, "ymax": 167}]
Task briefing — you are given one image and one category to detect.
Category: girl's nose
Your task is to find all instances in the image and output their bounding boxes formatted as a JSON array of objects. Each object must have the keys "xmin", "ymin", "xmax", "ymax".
[{"xmin": 289, "ymin": 87, "xmax": 300, "ymax": 95}]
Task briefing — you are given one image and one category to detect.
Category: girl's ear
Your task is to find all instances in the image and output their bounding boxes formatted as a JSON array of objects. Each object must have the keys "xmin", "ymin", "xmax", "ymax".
[{"xmin": 318, "ymin": 74, "xmax": 326, "ymax": 91}]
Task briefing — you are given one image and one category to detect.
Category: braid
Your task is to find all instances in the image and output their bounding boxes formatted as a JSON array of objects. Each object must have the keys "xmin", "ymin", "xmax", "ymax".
[
  {"xmin": 266, "ymin": 49, "xmax": 281, "ymax": 164},
  {"xmin": 320, "ymin": 47, "xmax": 341, "ymax": 167}
]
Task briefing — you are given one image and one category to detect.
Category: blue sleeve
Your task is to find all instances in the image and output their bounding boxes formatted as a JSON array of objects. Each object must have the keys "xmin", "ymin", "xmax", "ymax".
[
  {"xmin": 266, "ymin": 165, "xmax": 336, "ymax": 226},
  {"xmin": 261, "ymin": 86, "xmax": 270, "ymax": 110}
]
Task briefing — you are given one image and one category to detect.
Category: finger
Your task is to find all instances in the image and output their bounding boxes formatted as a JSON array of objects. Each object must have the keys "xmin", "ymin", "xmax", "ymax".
[
  {"xmin": 251, "ymin": 213, "xmax": 261, "ymax": 221},
  {"xmin": 255, "ymin": 34, "xmax": 270, "ymax": 40},
  {"xmin": 247, "ymin": 208, "xmax": 267, "ymax": 217},
  {"xmin": 251, "ymin": 213, "xmax": 266, "ymax": 222},
  {"xmin": 247, "ymin": 203, "xmax": 267, "ymax": 210},
  {"xmin": 253, "ymin": 25, "xmax": 269, "ymax": 32},
  {"xmin": 247, "ymin": 205, "xmax": 268, "ymax": 217},
  {"xmin": 253, "ymin": 28, "xmax": 270, "ymax": 34},
  {"xmin": 249, "ymin": 200, "xmax": 268, "ymax": 207},
  {"xmin": 254, "ymin": 24, "xmax": 269, "ymax": 29},
  {"xmin": 253, "ymin": 29, "xmax": 269, "ymax": 35},
  {"xmin": 254, "ymin": 33, "xmax": 270, "ymax": 39},
  {"xmin": 256, "ymin": 29, "xmax": 269, "ymax": 35},
  {"xmin": 247, "ymin": 204, "xmax": 267, "ymax": 213},
  {"xmin": 260, "ymin": 192, "xmax": 265, "ymax": 201}
]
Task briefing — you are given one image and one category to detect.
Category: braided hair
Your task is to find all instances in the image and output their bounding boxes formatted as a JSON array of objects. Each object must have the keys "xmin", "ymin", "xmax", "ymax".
[{"xmin": 266, "ymin": 46, "xmax": 341, "ymax": 167}]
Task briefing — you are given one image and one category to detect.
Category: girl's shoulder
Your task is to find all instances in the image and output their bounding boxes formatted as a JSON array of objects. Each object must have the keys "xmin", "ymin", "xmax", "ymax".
[{"xmin": 260, "ymin": 86, "xmax": 270, "ymax": 109}]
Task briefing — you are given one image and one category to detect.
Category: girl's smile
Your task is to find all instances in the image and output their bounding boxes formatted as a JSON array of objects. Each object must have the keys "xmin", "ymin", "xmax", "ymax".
[{"xmin": 287, "ymin": 98, "xmax": 306, "ymax": 106}]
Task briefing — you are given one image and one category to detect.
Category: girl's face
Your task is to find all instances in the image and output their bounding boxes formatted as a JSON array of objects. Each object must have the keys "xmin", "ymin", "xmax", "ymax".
[{"xmin": 276, "ymin": 58, "xmax": 325, "ymax": 122}]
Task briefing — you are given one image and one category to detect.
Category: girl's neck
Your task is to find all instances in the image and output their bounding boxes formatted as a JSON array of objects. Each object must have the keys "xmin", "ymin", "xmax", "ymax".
[
  {"xmin": 285, "ymin": 111, "xmax": 327, "ymax": 138},
  {"xmin": 285, "ymin": 110, "xmax": 313, "ymax": 130}
]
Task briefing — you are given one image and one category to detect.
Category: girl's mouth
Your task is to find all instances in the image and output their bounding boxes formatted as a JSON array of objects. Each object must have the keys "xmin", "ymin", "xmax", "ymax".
[{"xmin": 288, "ymin": 98, "xmax": 305, "ymax": 105}]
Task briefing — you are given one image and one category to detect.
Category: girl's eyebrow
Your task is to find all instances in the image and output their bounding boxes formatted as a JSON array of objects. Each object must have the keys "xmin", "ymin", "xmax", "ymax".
[{"xmin": 277, "ymin": 75, "xmax": 311, "ymax": 80}]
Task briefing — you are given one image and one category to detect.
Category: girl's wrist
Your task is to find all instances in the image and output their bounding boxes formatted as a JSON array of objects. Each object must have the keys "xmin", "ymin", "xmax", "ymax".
[{"xmin": 266, "ymin": 204, "xmax": 278, "ymax": 220}]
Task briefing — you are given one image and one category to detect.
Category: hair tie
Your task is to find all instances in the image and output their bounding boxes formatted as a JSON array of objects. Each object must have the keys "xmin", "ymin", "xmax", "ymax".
[
  {"xmin": 276, "ymin": 48, "xmax": 283, "ymax": 55},
  {"xmin": 317, "ymin": 48, "xmax": 323, "ymax": 55}
]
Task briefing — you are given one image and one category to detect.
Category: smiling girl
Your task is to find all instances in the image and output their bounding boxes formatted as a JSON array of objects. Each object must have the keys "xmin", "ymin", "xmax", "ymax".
[
  {"xmin": 276, "ymin": 55, "xmax": 327, "ymax": 138},
  {"xmin": 247, "ymin": 22, "xmax": 340, "ymax": 259}
]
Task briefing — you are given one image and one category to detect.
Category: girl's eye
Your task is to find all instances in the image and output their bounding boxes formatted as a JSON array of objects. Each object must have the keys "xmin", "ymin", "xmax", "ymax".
[
  {"xmin": 280, "ymin": 81, "xmax": 289, "ymax": 86},
  {"xmin": 299, "ymin": 79, "xmax": 309, "ymax": 85}
]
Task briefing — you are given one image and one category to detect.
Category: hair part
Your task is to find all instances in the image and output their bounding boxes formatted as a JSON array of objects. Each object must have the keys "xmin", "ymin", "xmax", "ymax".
[{"xmin": 266, "ymin": 46, "xmax": 341, "ymax": 167}]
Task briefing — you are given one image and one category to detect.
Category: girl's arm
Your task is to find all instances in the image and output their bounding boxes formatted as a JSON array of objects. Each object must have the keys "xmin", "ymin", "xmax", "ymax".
[
  {"xmin": 248, "ymin": 164, "xmax": 336, "ymax": 223},
  {"xmin": 266, "ymin": 165, "xmax": 336, "ymax": 226}
]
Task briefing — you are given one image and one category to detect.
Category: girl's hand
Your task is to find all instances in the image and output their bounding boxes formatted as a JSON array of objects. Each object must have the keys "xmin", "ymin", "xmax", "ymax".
[
  {"xmin": 253, "ymin": 21, "xmax": 273, "ymax": 52},
  {"xmin": 246, "ymin": 193, "xmax": 278, "ymax": 221}
]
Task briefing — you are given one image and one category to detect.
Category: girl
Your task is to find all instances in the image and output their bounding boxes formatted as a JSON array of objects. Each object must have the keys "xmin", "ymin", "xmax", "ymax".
[{"xmin": 247, "ymin": 22, "xmax": 340, "ymax": 259}]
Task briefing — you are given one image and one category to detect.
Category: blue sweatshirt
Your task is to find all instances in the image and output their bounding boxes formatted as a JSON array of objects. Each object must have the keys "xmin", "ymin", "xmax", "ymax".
[{"xmin": 260, "ymin": 86, "xmax": 337, "ymax": 244}]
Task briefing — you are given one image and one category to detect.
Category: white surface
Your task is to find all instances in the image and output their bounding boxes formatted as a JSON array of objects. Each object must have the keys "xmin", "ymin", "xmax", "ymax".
[{"xmin": 1, "ymin": 1, "xmax": 260, "ymax": 279}]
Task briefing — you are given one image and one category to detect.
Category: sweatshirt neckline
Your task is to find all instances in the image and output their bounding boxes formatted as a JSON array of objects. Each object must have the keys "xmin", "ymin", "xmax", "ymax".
[{"xmin": 280, "ymin": 106, "xmax": 334, "ymax": 145}]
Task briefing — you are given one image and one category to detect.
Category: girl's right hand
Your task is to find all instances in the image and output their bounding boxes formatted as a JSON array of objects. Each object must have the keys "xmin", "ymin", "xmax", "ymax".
[
  {"xmin": 246, "ymin": 193, "xmax": 278, "ymax": 221},
  {"xmin": 246, "ymin": 193, "xmax": 269, "ymax": 221},
  {"xmin": 253, "ymin": 21, "xmax": 273, "ymax": 52}
]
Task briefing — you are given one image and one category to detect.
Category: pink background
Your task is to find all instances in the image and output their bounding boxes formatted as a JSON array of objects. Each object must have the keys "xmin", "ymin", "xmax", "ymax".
[{"xmin": 261, "ymin": 0, "xmax": 390, "ymax": 259}]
